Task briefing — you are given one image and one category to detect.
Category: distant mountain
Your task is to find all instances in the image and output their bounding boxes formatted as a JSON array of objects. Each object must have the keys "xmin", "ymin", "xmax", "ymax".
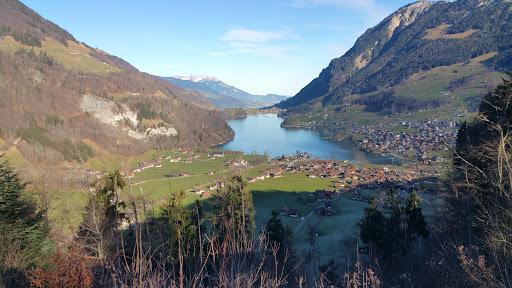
[
  {"xmin": 277, "ymin": 0, "xmax": 512, "ymax": 115},
  {"xmin": 162, "ymin": 75, "xmax": 288, "ymax": 109},
  {"xmin": 0, "ymin": 0, "xmax": 233, "ymax": 184}
]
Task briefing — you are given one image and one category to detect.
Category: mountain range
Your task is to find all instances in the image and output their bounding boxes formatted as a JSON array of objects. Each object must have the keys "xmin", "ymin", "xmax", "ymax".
[
  {"xmin": 277, "ymin": 0, "xmax": 512, "ymax": 123},
  {"xmin": 162, "ymin": 75, "xmax": 288, "ymax": 109},
  {"xmin": 0, "ymin": 0, "xmax": 233, "ymax": 185}
]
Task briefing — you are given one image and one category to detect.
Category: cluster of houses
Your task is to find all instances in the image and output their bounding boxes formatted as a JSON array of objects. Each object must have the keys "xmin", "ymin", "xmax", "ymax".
[
  {"xmin": 245, "ymin": 157, "xmax": 440, "ymax": 195},
  {"xmin": 349, "ymin": 118, "xmax": 458, "ymax": 160},
  {"xmin": 247, "ymin": 167, "xmax": 283, "ymax": 182},
  {"xmin": 194, "ymin": 181, "xmax": 226, "ymax": 199},
  {"xmin": 273, "ymin": 159, "xmax": 441, "ymax": 220},
  {"xmin": 226, "ymin": 158, "xmax": 247, "ymax": 167},
  {"xmin": 272, "ymin": 158, "xmax": 439, "ymax": 194}
]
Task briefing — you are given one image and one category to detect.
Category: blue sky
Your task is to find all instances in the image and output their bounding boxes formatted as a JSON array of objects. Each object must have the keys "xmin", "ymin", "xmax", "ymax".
[{"xmin": 22, "ymin": 0, "xmax": 425, "ymax": 96}]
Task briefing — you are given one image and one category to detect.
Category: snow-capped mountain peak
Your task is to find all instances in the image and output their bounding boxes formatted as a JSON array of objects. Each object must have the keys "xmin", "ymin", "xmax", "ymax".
[{"xmin": 172, "ymin": 75, "xmax": 220, "ymax": 83}]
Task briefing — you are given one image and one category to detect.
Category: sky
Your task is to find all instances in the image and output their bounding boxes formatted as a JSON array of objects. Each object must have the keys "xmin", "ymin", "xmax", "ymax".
[{"xmin": 21, "ymin": 0, "xmax": 426, "ymax": 96}]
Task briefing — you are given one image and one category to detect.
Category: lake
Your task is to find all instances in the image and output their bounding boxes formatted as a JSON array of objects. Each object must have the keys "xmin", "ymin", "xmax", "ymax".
[{"xmin": 217, "ymin": 114, "xmax": 394, "ymax": 165}]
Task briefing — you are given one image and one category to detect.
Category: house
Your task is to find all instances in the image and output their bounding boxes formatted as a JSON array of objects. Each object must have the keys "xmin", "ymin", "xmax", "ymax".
[
  {"xmin": 207, "ymin": 171, "xmax": 214, "ymax": 175},
  {"xmin": 313, "ymin": 190, "xmax": 326, "ymax": 201},
  {"xmin": 138, "ymin": 161, "xmax": 154, "ymax": 170},
  {"xmin": 325, "ymin": 190, "xmax": 338, "ymax": 199},
  {"xmin": 180, "ymin": 172, "xmax": 189, "ymax": 177},
  {"xmin": 289, "ymin": 208, "xmax": 299, "ymax": 217},
  {"xmin": 211, "ymin": 152, "xmax": 225, "ymax": 157},
  {"xmin": 280, "ymin": 206, "xmax": 290, "ymax": 216},
  {"xmin": 334, "ymin": 182, "xmax": 344, "ymax": 189},
  {"xmin": 307, "ymin": 197, "xmax": 316, "ymax": 206},
  {"xmin": 170, "ymin": 157, "xmax": 181, "ymax": 163},
  {"xmin": 195, "ymin": 188, "xmax": 204, "ymax": 194},
  {"xmin": 201, "ymin": 191, "xmax": 211, "ymax": 198}
]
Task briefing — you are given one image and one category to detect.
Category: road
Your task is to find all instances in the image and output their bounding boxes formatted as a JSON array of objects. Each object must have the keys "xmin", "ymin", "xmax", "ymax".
[{"xmin": 293, "ymin": 195, "xmax": 342, "ymax": 233}]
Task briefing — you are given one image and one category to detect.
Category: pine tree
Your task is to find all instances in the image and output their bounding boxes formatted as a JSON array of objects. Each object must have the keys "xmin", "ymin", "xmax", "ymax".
[
  {"xmin": 265, "ymin": 210, "xmax": 296, "ymax": 276},
  {"xmin": 357, "ymin": 195, "xmax": 385, "ymax": 257},
  {"xmin": 75, "ymin": 170, "xmax": 126, "ymax": 261},
  {"xmin": 405, "ymin": 191, "xmax": 429, "ymax": 242},
  {"xmin": 213, "ymin": 175, "xmax": 255, "ymax": 248},
  {"xmin": 0, "ymin": 155, "xmax": 50, "ymax": 286}
]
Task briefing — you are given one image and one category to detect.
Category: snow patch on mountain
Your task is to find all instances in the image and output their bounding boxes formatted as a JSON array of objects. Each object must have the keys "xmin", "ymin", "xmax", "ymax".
[{"xmin": 172, "ymin": 75, "xmax": 220, "ymax": 83}]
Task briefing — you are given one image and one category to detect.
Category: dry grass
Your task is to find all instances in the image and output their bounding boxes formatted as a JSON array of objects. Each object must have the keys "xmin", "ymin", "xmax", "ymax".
[
  {"xmin": 0, "ymin": 35, "xmax": 120, "ymax": 75},
  {"xmin": 424, "ymin": 24, "xmax": 479, "ymax": 40}
]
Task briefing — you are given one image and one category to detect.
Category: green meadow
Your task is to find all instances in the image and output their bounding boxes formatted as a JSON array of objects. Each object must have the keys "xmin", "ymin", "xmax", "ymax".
[
  {"xmin": 244, "ymin": 169, "xmax": 375, "ymax": 265},
  {"xmin": 42, "ymin": 146, "xmax": 393, "ymax": 268}
]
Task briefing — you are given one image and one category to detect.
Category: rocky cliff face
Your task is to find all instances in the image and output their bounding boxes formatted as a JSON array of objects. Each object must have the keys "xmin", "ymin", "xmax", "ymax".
[
  {"xmin": 0, "ymin": 0, "xmax": 233, "ymax": 166},
  {"xmin": 277, "ymin": 0, "xmax": 512, "ymax": 110}
]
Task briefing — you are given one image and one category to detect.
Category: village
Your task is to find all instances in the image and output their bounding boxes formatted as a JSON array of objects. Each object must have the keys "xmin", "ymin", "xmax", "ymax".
[
  {"xmin": 249, "ymin": 155, "xmax": 441, "ymax": 219},
  {"xmin": 83, "ymin": 148, "xmax": 442, "ymax": 214},
  {"xmin": 349, "ymin": 118, "xmax": 458, "ymax": 161}
]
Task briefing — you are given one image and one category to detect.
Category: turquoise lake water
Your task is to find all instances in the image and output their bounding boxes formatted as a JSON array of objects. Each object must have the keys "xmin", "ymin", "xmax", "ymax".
[{"xmin": 218, "ymin": 114, "xmax": 394, "ymax": 165}]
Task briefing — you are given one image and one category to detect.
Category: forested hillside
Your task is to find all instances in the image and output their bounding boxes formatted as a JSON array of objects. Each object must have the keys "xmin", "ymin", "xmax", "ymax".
[
  {"xmin": 0, "ymin": 0, "xmax": 233, "ymax": 185},
  {"xmin": 277, "ymin": 0, "xmax": 512, "ymax": 113}
]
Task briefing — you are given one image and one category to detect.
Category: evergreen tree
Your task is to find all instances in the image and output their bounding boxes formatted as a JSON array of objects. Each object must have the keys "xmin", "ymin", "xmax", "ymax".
[
  {"xmin": 162, "ymin": 190, "xmax": 192, "ymax": 263},
  {"xmin": 265, "ymin": 210, "xmax": 296, "ymax": 278},
  {"xmin": 358, "ymin": 190, "xmax": 429, "ymax": 273},
  {"xmin": 358, "ymin": 195, "xmax": 385, "ymax": 257},
  {"xmin": 443, "ymin": 72, "xmax": 512, "ymax": 286},
  {"xmin": 0, "ymin": 155, "xmax": 50, "ymax": 286},
  {"xmin": 75, "ymin": 170, "xmax": 126, "ymax": 261},
  {"xmin": 213, "ymin": 175, "xmax": 255, "ymax": 247},
  {"xmin": 405, "ymin": 191, "xmax": 429, "ymax": 242}
]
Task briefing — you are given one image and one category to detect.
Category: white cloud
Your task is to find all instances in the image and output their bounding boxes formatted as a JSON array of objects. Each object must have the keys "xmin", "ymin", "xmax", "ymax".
[
  {"xmin": 207, "ymin": 52, "xmax": 227, "ymax": 56},
  {"xmin": 227, "ymin": 42, "xmax": 296, "ymax": 58},
  {"xmin": 214, "ymin": 28, "xmax": 298, "ymax": 59},
  {"xmin": 220, "ymin": 28, "xmax": 295, "ymax": 43}
]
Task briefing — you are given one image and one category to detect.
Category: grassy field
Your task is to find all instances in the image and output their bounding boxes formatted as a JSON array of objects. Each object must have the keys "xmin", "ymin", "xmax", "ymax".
[
  {"xmin": 245, "ymin": 169, "xmax": 374, "ymax": 266},
  {"xmin": 0, "ymin": 36, "xmax": 120, "ymax": 75},
  {"xmin": 13, "ymin": 144, "xmax": 432, "ymax": 273},
  {"xmin": 32, "ymin": 189, "xmax": 89, "ymax": 237}
]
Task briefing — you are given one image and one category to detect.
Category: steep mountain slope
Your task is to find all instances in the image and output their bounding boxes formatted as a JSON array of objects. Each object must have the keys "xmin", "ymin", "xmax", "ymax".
[
  {"xmin": 163, "ymin": 75, "xmax": 288, "ymax": 109},
  {"xmin": 0, "ymin": 0, "xmax": 233, "ymax": 181},
  {"xmin": 277, "ymin": 0, "xmax": 512, "ymax": 113}
]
